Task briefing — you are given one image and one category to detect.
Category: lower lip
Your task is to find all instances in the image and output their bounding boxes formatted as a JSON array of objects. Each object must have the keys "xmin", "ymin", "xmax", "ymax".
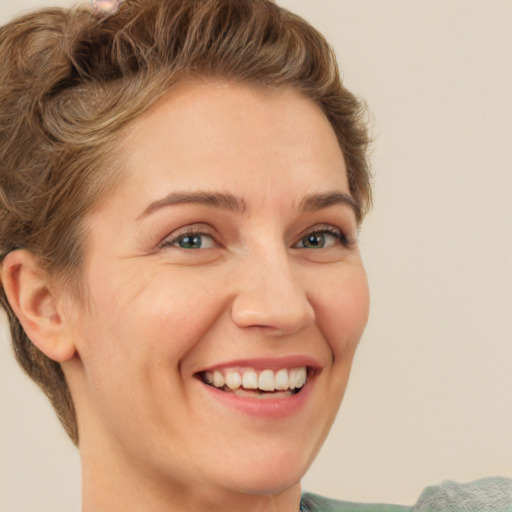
[{"xmin": 200, "ymin": 378, "xmax": 315, "ymax": 418}]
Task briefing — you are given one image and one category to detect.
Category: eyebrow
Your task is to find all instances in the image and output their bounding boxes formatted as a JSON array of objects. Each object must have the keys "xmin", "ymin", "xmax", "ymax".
[
  {"xmin": 139, "ymin": 191, "xmax": 247, "ymax": 219},
  {"xmin": 139, "ymin": 189, "xmax": 359, "ymax": 220},
  {"xmin": 299, "ymin": 191, "xmax": 360, "ymax": 219}
]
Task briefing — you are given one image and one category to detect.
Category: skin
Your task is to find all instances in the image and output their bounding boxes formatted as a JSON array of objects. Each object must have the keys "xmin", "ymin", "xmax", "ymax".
[{"xmin": 5, "ymin": 81, "xmax": 370, "ymax": 512}]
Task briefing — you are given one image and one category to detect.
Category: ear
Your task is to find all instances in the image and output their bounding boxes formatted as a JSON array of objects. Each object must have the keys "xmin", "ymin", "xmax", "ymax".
[{"xmin": 0, "ymin": 250, "xmax": 76, "ymax": 362}]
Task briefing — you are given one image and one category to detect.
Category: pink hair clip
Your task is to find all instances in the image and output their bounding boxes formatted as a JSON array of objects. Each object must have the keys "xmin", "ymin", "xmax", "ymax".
[{"xmin": 89, "ymin": 0, "xmax": 122, "ymax": 16}]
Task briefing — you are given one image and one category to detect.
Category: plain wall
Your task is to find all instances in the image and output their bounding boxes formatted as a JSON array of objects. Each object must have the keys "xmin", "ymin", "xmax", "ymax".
[{"xmin": 1, "ymin": 0, "xmax": 511, "ymax": 510}]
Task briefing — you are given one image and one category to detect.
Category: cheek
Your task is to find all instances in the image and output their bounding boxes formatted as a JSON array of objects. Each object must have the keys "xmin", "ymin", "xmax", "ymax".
[
  {"xmin": 77, "ymin": 264, "xmax": 231, "ymax": 371},
  {"xmin": 314, "ymin": 265, "xmax": 370, "ymax": 359}
]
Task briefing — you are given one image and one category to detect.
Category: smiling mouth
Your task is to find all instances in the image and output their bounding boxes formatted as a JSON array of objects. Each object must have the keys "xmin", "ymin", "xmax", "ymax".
[{"xmin": 198, "ymin": 367, "xmax": 309, "ymax": 397}]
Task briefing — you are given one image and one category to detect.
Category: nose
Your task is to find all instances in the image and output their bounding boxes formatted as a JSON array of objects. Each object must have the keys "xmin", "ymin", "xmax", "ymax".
[{"xmin": 230, "ymin": 248, "xmax": 316, "ymax": 336}]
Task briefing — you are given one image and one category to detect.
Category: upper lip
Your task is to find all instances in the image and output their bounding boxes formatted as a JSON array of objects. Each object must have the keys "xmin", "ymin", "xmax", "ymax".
[{"xmin": 195, "ymin": 355, "xmax": 323, "ymax": 374}]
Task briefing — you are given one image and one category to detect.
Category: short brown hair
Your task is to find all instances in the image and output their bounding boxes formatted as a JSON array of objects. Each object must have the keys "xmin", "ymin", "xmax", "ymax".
[{"xmin": 0, "ymin": 0, "xmax": 372, "ymax": 445}]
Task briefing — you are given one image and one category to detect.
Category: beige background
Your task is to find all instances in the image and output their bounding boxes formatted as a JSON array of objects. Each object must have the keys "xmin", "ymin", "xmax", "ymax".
[{"xmin": 1, "ymin": 0, "xmax": 511, "ymax": 510}]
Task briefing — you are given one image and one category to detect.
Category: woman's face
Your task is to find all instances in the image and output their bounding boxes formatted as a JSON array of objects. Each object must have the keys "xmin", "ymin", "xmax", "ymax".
[{"xmin": 64, "ymin": 81, "xmax": 369, "ymax": 500}]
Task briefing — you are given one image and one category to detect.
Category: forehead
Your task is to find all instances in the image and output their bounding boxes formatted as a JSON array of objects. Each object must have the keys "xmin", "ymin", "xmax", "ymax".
[{"xmin": 117, "ymin": 80, "xmax": 349, "ymax": 200}]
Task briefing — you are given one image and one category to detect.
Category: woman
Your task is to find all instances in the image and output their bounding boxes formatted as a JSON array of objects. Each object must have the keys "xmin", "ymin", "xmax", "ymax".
[
  {"xmin": 0, "ymin": 1, "xmax": 372, "ymax": 510},
  {"xmin": 0, "ymin": 1, "xmax": 510, "ymax": 511}
]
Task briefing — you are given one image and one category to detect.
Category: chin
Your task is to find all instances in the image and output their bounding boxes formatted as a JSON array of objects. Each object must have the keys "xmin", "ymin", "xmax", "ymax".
[
  {"xmin": 228, "ymin": 472, "xmax": 303, "ymax": 497},
  {"xmin": 216, "ymin": 446, "xmax": 314, "ymax": 497}
]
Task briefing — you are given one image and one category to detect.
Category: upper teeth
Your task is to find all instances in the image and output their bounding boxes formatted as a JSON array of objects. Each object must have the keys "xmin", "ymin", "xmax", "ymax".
[{"xmin": 203, "ymin": 367, "xmax": 307, "ymax": 392}]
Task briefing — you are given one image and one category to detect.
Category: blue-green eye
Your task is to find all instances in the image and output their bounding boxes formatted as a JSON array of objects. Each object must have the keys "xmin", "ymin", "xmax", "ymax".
[
  {"xmin": 170, "ymin": 233, "xmax": 216, "ymax": 249},
  {"xmin": 296, "ymin": 228, "xmax": 348, "ymax": 249},
  {"xmin": 302, "ymin": 233, "xmax": 327, "ymax": 248}
]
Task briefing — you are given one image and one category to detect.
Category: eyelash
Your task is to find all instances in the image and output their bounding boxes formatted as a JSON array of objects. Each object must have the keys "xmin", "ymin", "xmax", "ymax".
[{"xmin": 159, "ymin": 225, "xmax": 352, "ymax": 250}]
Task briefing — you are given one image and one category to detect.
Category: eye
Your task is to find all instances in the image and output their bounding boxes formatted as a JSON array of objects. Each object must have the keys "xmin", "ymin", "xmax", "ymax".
[
  {"xmin": 295, "ymin": 227, "xmax": 349, "ymax": 249},
  {"xmin": 162, "ymin": 231, "xmax": 217, "ymax": 250}
]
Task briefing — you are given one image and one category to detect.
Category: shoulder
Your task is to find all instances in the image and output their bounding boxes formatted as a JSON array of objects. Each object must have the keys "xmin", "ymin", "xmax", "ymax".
[
  {"xmin": 301, "ymin": 477, "xmax": 512, "ymax": 512},
  {"xmin": 412, "ymin": 476, "xmax": 512, "ymax": 512},
  {"xmin": 300, "ymin": 493, "xmax": 410, "ymax": 512}
]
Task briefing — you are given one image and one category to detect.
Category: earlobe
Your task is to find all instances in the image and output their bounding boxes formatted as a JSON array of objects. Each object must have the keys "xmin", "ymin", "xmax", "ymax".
[{"xmin": 0, "ymin": 250, "xmax": 76, "ymax": 362}]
